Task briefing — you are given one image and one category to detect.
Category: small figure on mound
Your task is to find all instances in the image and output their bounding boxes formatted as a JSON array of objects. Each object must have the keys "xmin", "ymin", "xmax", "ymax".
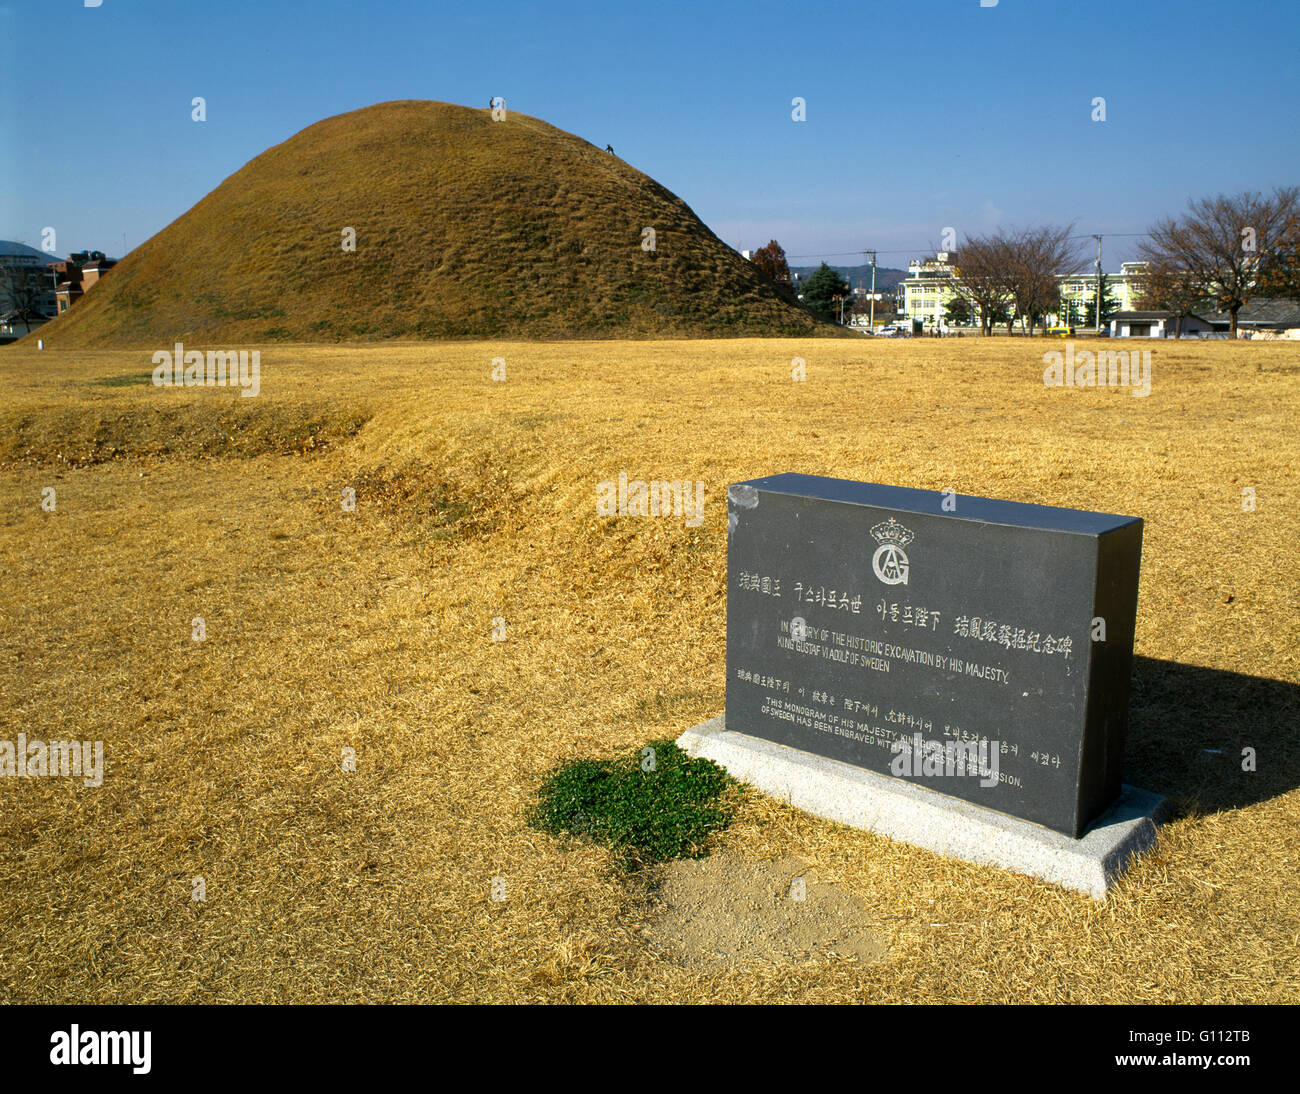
[{"xmin": 605, "ymin": 144, "xmax": 615, "ymax": 154}]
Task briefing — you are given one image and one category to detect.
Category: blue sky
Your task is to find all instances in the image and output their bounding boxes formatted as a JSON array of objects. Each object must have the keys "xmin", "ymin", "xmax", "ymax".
[{"xmin": 3, "ymin": 0, "xmax": 1298, "ymax": 271}]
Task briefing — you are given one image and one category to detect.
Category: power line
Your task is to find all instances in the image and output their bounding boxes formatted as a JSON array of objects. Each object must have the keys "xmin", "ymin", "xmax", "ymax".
[
  {"xmin": 786, "ymin": 249, "xmax": 918, "ymax": 259},
  {"xmin": 786, "ymin": 232, "xmax": 1148, "ymax": 262}
]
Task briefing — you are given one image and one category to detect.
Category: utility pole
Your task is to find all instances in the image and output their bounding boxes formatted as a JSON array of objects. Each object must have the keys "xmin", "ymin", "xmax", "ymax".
[
  {"xmin": 865, "ymin": 249, "xmax": 877, "ymax": 330},
  {"xmin": 1092, "ymin": 234, "xmax": 1103, "ymax": 334}
]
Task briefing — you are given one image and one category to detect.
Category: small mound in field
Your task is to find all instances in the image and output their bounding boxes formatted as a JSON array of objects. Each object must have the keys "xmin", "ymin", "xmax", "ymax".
[
  {"xmin": 0, "ymin": 399, "xmax": 370, "ymax": 468},
  {"xmin": 649, "ymin": 853, "xmax": 887, "ymax": 968}
]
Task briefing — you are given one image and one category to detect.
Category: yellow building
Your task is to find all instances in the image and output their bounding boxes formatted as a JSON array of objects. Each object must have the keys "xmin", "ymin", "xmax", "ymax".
[
  {"xmin": 899, "ymin": 253, "xmax": 960, "ymax": 329},
  {"xmin": 900, "ymin": 254, "xmax": 1149, "ymax": 330},
  {"xmin": 1055, "ymin": 262, "xmax": 1148, "ymax": 326}
]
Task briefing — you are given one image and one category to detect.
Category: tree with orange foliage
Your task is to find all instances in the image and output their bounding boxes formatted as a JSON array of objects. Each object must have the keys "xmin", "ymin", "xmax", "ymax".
[{"xmin": 750, "ymin": 240, "xmax": 791, "ymax": 286}]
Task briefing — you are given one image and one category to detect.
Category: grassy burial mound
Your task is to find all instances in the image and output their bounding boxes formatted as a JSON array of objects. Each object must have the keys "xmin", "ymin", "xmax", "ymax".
[{"xmin": 41, "ymin": 100, "xmax": 839, "ymax": 346}]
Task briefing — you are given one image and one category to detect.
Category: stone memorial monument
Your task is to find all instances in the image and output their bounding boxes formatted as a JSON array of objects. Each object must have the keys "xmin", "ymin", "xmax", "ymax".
[{"xmin": 679, "ymin": 474, "xmax": 1166, "ymax": 898}]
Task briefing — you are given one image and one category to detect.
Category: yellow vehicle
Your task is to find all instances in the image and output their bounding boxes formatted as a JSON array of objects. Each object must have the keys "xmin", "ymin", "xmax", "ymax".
[{"xmin": 1046, "ymin": 325, "xmax": 1075, "ymax": 337}]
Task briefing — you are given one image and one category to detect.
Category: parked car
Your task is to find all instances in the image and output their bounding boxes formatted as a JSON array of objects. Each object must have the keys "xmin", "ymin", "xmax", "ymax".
[{"xmin": 1046, "ymin": 326, "xmax": 1075, "ymax": 337}]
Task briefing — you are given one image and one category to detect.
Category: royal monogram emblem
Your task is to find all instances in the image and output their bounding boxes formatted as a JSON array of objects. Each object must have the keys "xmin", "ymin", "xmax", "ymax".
[{"xmin": 870, "ymin": 517, "xmax": 914, "ymax": 585}]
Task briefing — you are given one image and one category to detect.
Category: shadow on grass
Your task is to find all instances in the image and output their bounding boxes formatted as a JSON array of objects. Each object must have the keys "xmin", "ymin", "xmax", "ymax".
[{"xmin": 1125, "ymin": 655, "xmax": 1300, "ymax": 817}]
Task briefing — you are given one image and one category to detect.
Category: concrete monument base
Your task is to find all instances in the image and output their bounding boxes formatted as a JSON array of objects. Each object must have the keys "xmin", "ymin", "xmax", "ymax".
[{"xmin": 677, "ymin": 715, "xmax": 1166, "ymax": 900}]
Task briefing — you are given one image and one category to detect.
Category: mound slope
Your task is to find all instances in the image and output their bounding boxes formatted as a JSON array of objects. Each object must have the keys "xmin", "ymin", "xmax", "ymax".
[{"xmin": 43, "ymin": 100, "xmax": 840, "ymax": 345}]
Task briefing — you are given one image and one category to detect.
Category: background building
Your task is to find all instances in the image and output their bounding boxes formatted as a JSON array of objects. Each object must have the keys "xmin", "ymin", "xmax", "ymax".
[
  {"xmin": 0, "ymin": 240, "xmax": 61, "ymax": 342},
  {"xmin": 898, "ymin": 254, "xmax": 1153, "ymax": 331},
  {"xmin": 899, "ymin": 253, "xmax": 959, "ymax": 330},
  {"xmin": 54, "ymin": 251, "xmax": 118, "ymax": 313}
]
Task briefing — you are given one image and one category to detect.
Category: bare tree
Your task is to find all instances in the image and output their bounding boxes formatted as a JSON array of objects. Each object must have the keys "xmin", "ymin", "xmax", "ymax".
[
  {"xmin": 947, "ymin": 235, "xmax": 1015, "ymax": 335},
  {"xmin": 1255, "ymin": 201, "xmax": 1300, "ymax": 307},
  {"xmin": 1139, "ymin": 188, "xmax": 1300, "ymax": 337},
  {"xmin": 1004, "ymin": 224, "xmax": 1083, "ymax": 337},
  {"xmin": 1134, "ymin": 261, "xmax": 1204, "ymax": 338},
  {"xmin": 0, "ymin": 263, "xmax": 52, "ymax": 333}
]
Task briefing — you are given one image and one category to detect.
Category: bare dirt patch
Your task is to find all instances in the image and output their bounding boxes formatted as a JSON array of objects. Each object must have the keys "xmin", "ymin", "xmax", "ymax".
[{"xmin": 647, "ymin": 852, "xmax": 887, "ymax": 968}]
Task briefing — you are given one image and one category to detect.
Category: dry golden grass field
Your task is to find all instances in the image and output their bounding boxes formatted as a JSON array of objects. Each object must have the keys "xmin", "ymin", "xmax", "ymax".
[{"xmin": 1, "ymin": 336, "xmax": 1298, "ymax": 1003}]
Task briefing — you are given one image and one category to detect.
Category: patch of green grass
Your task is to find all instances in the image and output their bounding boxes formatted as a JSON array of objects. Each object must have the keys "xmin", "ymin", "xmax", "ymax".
[
  {"xmin": 529, "ymin": 739, "xmax": 733, "ymax": 867},
  {"xmin": 89, "ymin": 373, "xmax": 153, "ymax": 387}
]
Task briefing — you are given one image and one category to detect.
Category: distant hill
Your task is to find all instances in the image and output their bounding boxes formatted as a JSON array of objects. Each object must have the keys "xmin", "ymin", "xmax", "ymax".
[
  {"xmin": 791, "ymin": 264, "xmax": 908, "ymax": 292},
  {"xmin": 41, "ymin": 100, "xmax": 846, "ymax": 346}
]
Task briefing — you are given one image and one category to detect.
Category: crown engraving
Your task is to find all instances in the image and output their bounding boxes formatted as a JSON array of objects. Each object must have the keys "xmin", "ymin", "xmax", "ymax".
[{"xmin": 870, "ymin": 517, "xmax": 914, "ymax": 549}]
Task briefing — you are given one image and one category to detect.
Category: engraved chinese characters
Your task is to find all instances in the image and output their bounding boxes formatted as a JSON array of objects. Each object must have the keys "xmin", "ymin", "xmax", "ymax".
[{"xmin": 725, "ymin": 474, "xmax": 1143, "ymax": 837}]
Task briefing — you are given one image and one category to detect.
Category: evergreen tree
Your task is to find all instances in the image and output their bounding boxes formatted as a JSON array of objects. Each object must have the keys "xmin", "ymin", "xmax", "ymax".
[
  {"xmin": 1084, "ymin": 273, "xmax": 1120, "ymax": 327},
  {"xmin": 943, "ymin": 296, "xmax": 971, "ymax": 326},
  {"xmin": 801, "ymin": 262, "xmax": 851, "ymax": 323}
]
